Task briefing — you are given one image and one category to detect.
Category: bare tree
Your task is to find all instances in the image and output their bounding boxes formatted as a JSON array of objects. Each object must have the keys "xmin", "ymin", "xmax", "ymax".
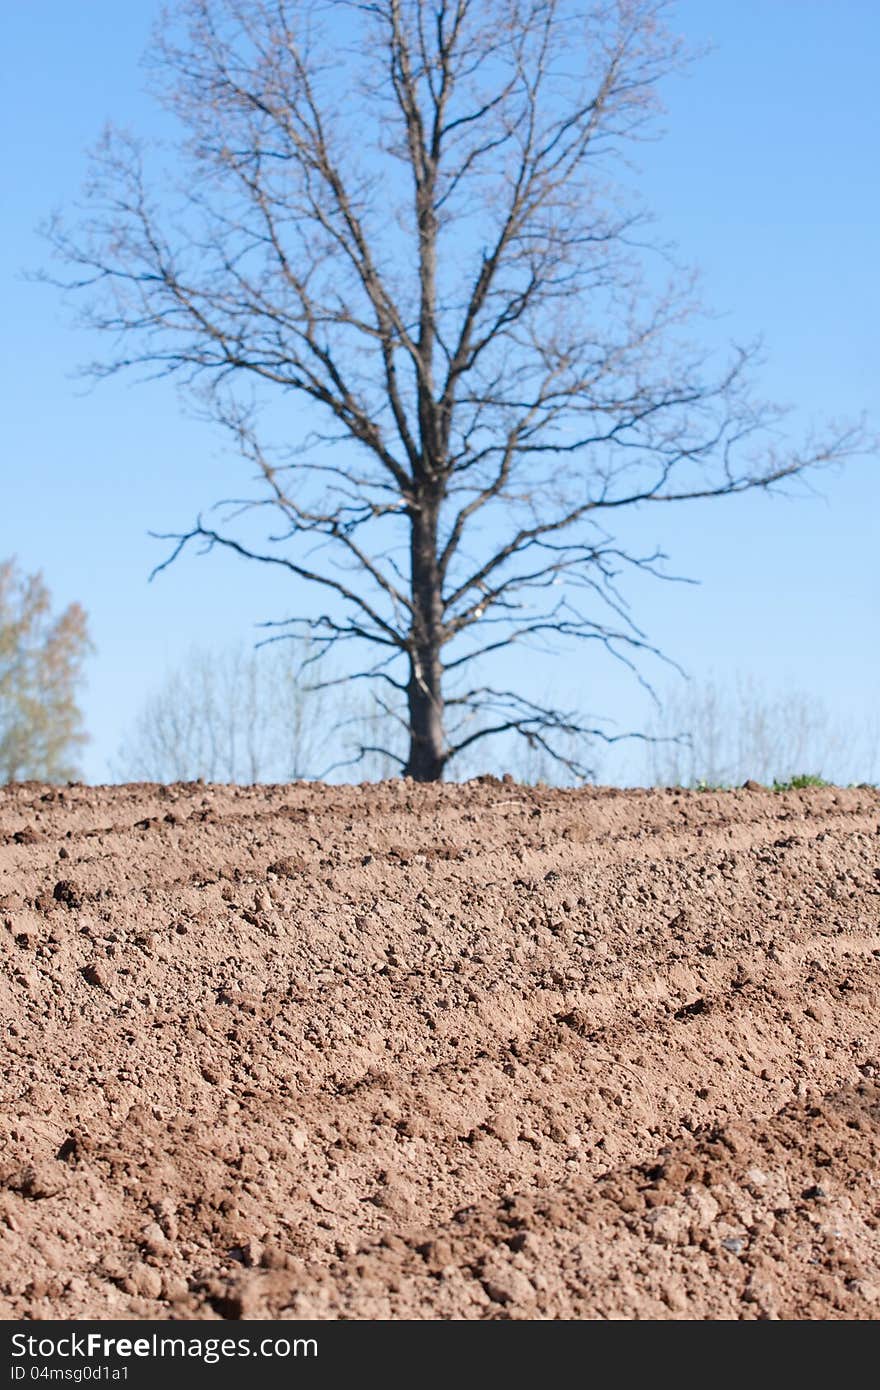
[
  {"xmin": 645, "ymin": 674, "xmax": 880, "ymax": 788},
  {"xmin": 0, "ymin": 558, "xmax": 92, "ymax": 783},
  {"xmin": 113, "ymin": 642, "xmax": 398, "ymax": 783},
  {"xmin": 48, "ymin": 0, "xmax": 862, "ymax": 781}
]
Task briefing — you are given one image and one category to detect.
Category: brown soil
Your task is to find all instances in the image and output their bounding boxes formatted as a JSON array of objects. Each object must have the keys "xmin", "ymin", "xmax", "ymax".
[{"xmin": 1, "ymin": 779, "xmax": 879, "ymax": 1320}]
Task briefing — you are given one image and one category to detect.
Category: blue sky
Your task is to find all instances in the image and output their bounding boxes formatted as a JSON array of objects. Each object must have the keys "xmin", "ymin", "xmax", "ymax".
[{"xmin": 2, "ymin": 1, "xmax": 877, "ymax": 783}]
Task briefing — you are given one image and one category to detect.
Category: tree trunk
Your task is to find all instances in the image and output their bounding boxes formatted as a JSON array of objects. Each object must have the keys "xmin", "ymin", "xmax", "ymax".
[{"xmin": 405, "ymin": 501, "xmax": 446, "ymax": 781}]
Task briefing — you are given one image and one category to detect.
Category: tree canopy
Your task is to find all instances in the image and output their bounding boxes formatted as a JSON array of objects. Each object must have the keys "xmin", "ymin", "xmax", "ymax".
[{"xmin": 0, "ymin": 559, "xmax": 92, "ymax": 783}]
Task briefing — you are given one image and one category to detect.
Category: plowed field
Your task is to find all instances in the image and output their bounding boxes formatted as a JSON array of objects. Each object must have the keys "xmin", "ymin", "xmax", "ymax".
[{"xmin": 2, "ymin": 779, "xmax": 879, "ymax": 1319}]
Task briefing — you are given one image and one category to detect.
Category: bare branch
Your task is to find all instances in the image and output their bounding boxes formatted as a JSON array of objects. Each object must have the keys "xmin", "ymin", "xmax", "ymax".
[{"xmin": 149, "ymin": 522, "xmax": 407, "ymax": 649}]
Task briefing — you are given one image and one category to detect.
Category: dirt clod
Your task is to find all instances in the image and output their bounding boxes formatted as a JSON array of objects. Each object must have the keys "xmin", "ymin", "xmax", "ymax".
[
  {"xmin": 52, "ymin": 879, "xmax": 83, "ymax": 909},
  {"xmin": 80, "ymin": 962, "xmax": 113, "ymax": 991}
]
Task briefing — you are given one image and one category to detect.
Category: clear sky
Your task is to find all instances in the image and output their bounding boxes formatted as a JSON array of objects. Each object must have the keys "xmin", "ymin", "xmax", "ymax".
[{"xmin": 2, "ymin": 1, "xmax": 877, "ymax": 783}]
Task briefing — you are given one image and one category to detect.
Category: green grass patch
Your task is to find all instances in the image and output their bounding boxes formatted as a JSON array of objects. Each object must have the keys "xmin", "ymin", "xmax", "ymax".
[{"xmin": 771, "ymin": 773, "xmax": 830, "ymax": 791}]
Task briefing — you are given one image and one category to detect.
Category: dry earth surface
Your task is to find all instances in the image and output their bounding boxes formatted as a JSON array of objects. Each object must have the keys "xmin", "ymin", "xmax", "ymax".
[{"xmin": 1, "ymin": 778, "xmax": 879, "ymax": 1321}]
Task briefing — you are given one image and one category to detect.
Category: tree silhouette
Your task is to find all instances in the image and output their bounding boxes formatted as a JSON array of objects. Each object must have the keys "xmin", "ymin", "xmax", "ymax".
[{"xmin": 49, "ymin": 0, "xmax": 860, "ymax": 779}]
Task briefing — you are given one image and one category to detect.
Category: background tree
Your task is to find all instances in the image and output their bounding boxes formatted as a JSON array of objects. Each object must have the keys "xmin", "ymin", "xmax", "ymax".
[
  {"xmin": 0, "ymin": 558, "xmax": 92, "ymax": 783},
  {"xmin": 113, "ymin": 641, "xmax": 397, "ymax": 782},
  {"xmin": 644, "ymin": 674, "xmax": 880, "ymax": 789},
  {"xmin": 50, "ymin": 0, "xmax": 861, "ymax": 781}
]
